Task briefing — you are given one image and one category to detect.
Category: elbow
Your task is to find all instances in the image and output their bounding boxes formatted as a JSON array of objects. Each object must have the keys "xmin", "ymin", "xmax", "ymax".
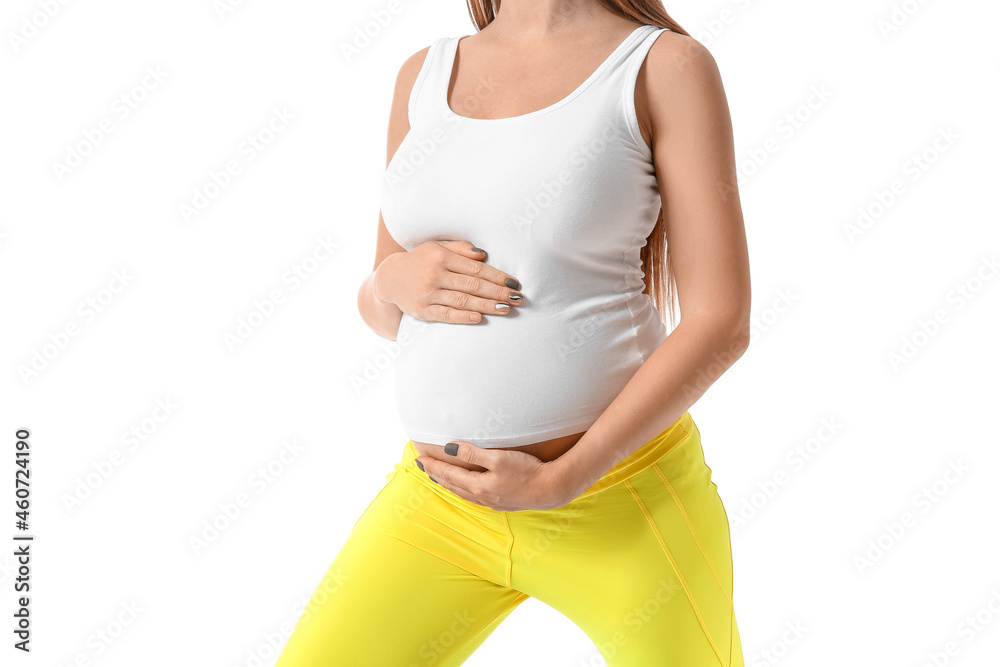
[
  {"xmin": 687, "ymin": 305, "xmax": 750, "ymax": 364},
  {"xmin": 725, "ymin": 299, "xmax": 752, "ymax": 360},
  {"xmin": 710, "ymin": 313, "xmax": 749, "ymax": 376},
  {"xmin": 729, "ymin": 314, "xmax": 750, "ymax": 360}
]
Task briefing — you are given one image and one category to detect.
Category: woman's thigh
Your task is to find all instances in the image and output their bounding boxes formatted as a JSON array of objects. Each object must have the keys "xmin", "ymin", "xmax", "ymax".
[
  {"xmin": 276, "ymin": 466, "xmax": 529, "ymax": 666},
  {"xmin": 509, "ymin": 435, "xmax": 744, "ymax": 667}
]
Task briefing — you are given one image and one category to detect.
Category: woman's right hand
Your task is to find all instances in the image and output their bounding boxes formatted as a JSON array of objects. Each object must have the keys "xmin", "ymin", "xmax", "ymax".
[{"xmin": 373, "ymin": 241, "xmax": 524, "ymax": 324}]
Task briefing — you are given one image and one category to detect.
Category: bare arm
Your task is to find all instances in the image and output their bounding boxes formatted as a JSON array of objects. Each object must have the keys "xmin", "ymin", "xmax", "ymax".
[
  {"xmin": 552, "ymin": 32, "xmax": 752, "ymax": 495},
  {"xmin": 357, "ymin": 46, "xmax": 430, "ymax": 341}
]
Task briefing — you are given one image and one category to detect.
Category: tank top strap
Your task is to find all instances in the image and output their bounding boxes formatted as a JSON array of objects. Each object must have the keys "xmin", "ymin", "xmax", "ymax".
[
  {"xmin": 610, "ymin": 26, "xmax": 673, "ymax": 158},
  {"xmin": 598, "ymin": 24, "xmax": 667, "ymax": 77},
  {"xmin": 407, "ymin": 36, "xmax": 454, "ymax": 128}
]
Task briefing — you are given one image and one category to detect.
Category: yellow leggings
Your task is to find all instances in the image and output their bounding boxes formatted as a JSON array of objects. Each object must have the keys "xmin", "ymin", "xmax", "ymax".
[{"xmin": 276, "ymin": 412, "xmax": 744, "ymax": 666}]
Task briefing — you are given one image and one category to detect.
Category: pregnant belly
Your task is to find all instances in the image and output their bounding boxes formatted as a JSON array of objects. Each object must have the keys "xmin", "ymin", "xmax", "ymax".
[{"xmin": 394, "ymin": 305, "xmax": 639, "ymax": 448}]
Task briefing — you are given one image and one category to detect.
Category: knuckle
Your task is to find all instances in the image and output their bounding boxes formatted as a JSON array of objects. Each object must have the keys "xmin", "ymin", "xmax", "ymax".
[
  {"xmin": 429, "ymin": 267, "xmax": 449, "ymax": 287},
  {"xmin": 425, "ymin": 304, "xmax": 447, "ymax": 322},
  {"xmin": 460, "ymin": 275, "xmax": 479, "ymax": 294}
]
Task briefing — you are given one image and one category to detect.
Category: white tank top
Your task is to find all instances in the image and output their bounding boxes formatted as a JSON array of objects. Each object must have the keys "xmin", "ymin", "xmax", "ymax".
[{"xmin": 381, "ymin": 24, "xmax": 671, "ymax": 447}]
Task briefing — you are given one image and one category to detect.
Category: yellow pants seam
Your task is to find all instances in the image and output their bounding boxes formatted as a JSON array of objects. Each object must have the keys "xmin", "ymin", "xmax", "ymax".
[
  {"xmin": 729, "ymin": 605, "xmax": 735, "ymax": 667},
  {"xmin": 502, "ymin": 511, "xmax": 514, "ymax": 589},
  {"xmin": 652, "ymin": 462, "xmax": 734, "ymax": 606},
  {"xmin": 625, "ymin": 478, "xmax": 726, "ymax": 666}
]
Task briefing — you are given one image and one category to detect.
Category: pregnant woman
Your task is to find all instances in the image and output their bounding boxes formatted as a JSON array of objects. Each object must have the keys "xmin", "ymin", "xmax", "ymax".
[{"xmin": 277, "ymin": 2, "xmax": 751, "ymax": 665}]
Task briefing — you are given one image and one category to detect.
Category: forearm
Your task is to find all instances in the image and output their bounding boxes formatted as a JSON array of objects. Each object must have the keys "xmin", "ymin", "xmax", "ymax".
[
  {"xmin": 357, "ymin": 255, "xmax": 404, "ymax": 340},
  {"xmin": 552, "ymin": 315, "xmax": 750, "ymax": 497}
]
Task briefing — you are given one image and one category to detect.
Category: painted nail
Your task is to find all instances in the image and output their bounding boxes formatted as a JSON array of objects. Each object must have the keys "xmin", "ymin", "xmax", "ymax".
[
  {"xmin": 415, "ymin": 459, "xmax": 424, "ymax": 472},
  {"xmin": 508, "ymin": 292, "xmax": 523, "ymax": 302},
  {"xmin": 471, "ymin": 247, "xmax": 485, "ymax": 253},
  {"xmin": 430, "ymin": 477, "xmax": 439, "ymax": 484},
  {"xmin": 444, "ymin": 442, "xmax": 459, "ymax": 456},
  {"xmin": 495, "ymin": 303, "xmax": 510, "ymax": 312},
  {"xmin": 505, "ymin": 277, "xmax": 520, "ymax": 289}
]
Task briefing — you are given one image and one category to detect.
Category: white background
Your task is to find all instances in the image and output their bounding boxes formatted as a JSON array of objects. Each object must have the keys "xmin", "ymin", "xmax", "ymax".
[{"xmin": 2, "ymin": 0, "xmax": 998, "ymax": 665}]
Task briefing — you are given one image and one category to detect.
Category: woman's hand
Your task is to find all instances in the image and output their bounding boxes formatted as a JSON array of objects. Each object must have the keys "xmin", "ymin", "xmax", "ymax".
[
  {"xmin": 414, "ymin": 442, "xmax": 580, "ymax": 511},
  {"xmin": 373, "ymin": 240, "xmax": 524, "ymax": 324}
]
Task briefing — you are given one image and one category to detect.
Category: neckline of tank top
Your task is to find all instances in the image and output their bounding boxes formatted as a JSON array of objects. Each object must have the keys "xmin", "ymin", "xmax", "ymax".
[{"xmin": 441, "ymin": 23, "xmax": 659, "ymax": 124}]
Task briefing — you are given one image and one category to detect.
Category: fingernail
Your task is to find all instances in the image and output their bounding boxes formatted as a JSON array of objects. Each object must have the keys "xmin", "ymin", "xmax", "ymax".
[
  {"xmin": 415, "ymin": 459, "xmax": 425, "ymax": 472},
  {"xmin": 495, "ymin": 303, "xmax": 510, "ymax": 312},
  {"xmin": 508, "ymin": 292, "xmax": 523, "ymax": 302},
  {"xmin": 505, "ymin": 277, "xmax": 520, "ymax": 289},
  {"xmin": 430, "ymin": 477, "xmax": 439, "ymax": 484},
  {"xmin": 444, "ymin": 442, "xmax": 459, "ymax": 456},
  {"xmin": 471, "ymin": 247, "xmax": 485, "ymax": 253}
]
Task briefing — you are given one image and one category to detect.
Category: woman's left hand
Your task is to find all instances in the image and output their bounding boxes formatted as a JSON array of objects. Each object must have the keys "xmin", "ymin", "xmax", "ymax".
[{"xmin": 415, "ymin": 442, "xmax": 577, "ymax": 511}]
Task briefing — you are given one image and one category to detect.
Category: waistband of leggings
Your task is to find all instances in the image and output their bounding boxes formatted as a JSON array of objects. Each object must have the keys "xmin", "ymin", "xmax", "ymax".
[
  {"xmin": 574, "ymin": 410, "xmax": 695, "ymax": 500},
  {"xmin": 399, "ymin": 411, "xmax": 695, "ymax": 503}
]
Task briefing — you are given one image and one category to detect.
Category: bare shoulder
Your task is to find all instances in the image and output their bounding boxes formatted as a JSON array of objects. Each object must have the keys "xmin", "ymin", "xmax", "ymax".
[
  {"xmin": 645, "ymin": 30, "xmax": 721, "ymax": 88},
  {"xmin": 636, "ymin": 30, "xmax": 729, "ymax": 142},
  {"xmin": 386, "ymin": 43, "xmax": 433, "ymax": 164},
  {"xmin": 392, "ymin": 43, "xmax": 432, "ymax": 106}
]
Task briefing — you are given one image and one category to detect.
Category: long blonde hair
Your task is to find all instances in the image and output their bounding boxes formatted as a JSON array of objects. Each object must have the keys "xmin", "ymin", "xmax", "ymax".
[{"xmin": 463, "ymin": 0, "xmax": 691, "ymax": 328}]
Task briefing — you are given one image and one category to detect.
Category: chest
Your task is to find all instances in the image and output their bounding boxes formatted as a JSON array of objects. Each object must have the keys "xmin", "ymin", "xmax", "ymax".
[{"xmin": 381, "ymin": 112, "xmax": 645, "ymax": 253}]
